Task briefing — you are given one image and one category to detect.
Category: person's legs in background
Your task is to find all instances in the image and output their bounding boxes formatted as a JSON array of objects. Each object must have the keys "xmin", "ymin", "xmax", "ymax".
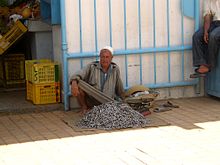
[
  {"xmin": 192, "ymin": 21, "xmax": 220, "ymax": 74},
  {"xmin": 207, "ymin": 25, "xmax": 220, "ymax": 68},
  {"xmin": 192, "ymin": 27, "xmax": 209, "ymax": 73}
]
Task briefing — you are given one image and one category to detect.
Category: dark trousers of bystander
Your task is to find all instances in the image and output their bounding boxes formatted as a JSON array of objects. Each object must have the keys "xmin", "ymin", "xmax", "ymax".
[{"xmin": 192, "ymin": 20, "xmax": 220, "ymax": 68}]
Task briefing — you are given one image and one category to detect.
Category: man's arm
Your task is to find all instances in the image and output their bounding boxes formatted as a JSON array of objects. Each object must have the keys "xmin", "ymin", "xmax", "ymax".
[
  {"xmin": 70, "ymin": 63, "xmax": 92, "ymax": 96},
  {"xmin": 203, "ymin": 14, "xmax": 212, "ymax": 43}
]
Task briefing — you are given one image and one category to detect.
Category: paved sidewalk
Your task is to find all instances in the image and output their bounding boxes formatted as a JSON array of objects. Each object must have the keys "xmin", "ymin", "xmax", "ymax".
[{"xmin": 0, "ymin": 97, "xmax": 220, "ymax": 165}]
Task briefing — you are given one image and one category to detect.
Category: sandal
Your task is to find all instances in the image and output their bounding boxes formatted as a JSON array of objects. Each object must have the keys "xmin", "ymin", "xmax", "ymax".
[
  {"xmin": 190, "ymin": 73, "xmax": 206, "ymax": 78},
  {"xmin": 153, "ymin": 107, "xmax": 171, "ymax": 113},
  {"xmin": 162, "ymin": 101, "xmax": 179, "ymax": 108}
]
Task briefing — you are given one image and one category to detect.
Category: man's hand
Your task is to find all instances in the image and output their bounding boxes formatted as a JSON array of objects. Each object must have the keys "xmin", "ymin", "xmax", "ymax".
[
  {"xmin": 71, "ymin": 80, "xmax": 80, "ymax": 96},
  {"xmin": 204, "ymin": 31, "xmax": 209, "ymax": 44}
]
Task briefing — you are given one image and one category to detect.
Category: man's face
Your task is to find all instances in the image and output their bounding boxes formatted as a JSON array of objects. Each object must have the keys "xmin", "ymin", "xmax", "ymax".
[{"xmin": 100, "ymin": 49, "xmax": 113, "ymax": 68}]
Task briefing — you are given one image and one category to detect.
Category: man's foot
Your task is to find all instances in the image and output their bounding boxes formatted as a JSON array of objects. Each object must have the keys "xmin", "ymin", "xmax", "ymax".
[
  {"xmin": 80, "ymin": 105, "xmax": 90, "ymax": 115},
  {"xmin": 76, "ymin": 105, "xmax": 89, "ymax": 115},
  {"xmin": 195, "ymin": 65, "xmax": 210, "ymax": 74},
  {"xmin": 190, "ymin": 65, "xmax": 210, "ymax": 78}
]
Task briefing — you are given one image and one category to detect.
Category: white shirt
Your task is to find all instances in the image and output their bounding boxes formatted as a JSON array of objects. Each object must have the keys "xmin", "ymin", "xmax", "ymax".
[{"xmin": 203, "ymin": 0, "xmax": 220, "ymax": 20}]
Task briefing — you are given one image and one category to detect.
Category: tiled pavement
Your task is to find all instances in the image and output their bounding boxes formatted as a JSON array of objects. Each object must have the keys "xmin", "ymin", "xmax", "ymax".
[{"xmin": 1, "ymin": 96, "xmax": 220, "ymax": 165}]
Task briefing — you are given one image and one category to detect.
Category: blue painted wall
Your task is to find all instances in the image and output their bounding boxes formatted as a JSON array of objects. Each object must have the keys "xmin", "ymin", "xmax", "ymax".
[{"xmin": 41, "ymin": 0, "xmax": 61, "ymax": 25}]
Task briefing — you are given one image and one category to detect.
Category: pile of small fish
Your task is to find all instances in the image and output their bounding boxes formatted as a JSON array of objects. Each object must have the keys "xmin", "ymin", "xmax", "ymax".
[{"xmin": 76, "ymin": 101, "xmax": 150, "ymax": 130}]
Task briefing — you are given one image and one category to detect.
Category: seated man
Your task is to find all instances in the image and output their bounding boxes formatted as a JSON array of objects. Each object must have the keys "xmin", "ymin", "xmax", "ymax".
[
  {"xmin": 191, "ymin": 0, "xmax": 220, "ymax": 78},
  {"xmin": 70, "ymin": 46, "xmax": 124, "ymax": 114}
]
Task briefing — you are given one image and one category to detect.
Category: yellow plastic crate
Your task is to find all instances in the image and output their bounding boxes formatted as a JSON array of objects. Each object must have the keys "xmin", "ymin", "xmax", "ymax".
[
  {"xmin": 26, "ymin": 81, "xmax": 61, "ymax": 104},
  {"xmin": 0, "ymin": 54, "xmax": 25, "ymax": 88},
  {"xmin": 25, "ymin": 59, "xmax": 59, "ymax": 84},
  {"xmin": 0, "ymin": 21, "xmax": 28, "ymax": 55},
  {"xmin": 25, "ymin": 59, "xmax": 51, "ymax": 81}
]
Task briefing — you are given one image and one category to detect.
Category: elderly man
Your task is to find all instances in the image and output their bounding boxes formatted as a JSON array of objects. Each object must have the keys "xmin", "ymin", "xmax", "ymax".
[
  {"xmin": 191, "ymin": 0, "xmax": 220, "ymax": 78},
  {"xmin": 70, "ymin": 46, "xmax": 124, "ymax": 114}
]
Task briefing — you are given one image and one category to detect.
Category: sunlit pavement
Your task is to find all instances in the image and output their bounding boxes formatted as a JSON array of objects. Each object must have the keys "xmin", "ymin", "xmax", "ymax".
[{"xmin": 1, "ymin": 97, "xmax": 220, "ymax": 165}]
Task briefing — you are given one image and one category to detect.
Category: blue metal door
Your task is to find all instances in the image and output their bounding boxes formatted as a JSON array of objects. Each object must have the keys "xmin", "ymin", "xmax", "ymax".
[
  {"xmin": 206, "ymin": 52, "xmax": 220, "ymax": 97},
  {"xmin": 60, "ymin": 0, "xmax": 200, "ymax": 111}
]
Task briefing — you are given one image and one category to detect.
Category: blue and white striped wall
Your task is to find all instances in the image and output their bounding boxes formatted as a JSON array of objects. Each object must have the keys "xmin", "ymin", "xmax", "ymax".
[{"xmin": 57, "ymin": 0, "xmax": 201, "ymax": 111}]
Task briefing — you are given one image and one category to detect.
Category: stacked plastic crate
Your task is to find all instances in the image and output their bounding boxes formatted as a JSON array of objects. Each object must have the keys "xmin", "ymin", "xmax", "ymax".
[
  {"xmin": 0, "ymin": 54, "xmax": 25, "ymax": 88},
  {"xmin": 0, "ymin": 20, "xmax": 27, "ymax": 88},
  {"xmin": 0, "ymin": 21, "xmax": 28, "ymax": 55},
  {"xmin": 25, "ymin": 59, "xmax": 60, "ymax": 104}
]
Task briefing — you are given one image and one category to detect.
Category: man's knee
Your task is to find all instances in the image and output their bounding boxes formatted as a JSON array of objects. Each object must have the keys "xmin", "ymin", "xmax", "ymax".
[
  {"xmin": 209, "ymin": 32, "xmax": 219, "ymax": 42},
  {"xmin": 193, "ymin": 31, "xmax": 202, "ymax": 41}
]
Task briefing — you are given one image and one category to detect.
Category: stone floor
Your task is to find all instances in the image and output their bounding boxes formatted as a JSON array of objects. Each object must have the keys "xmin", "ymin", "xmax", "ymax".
[
  {"xmin": 0, "ymin": 90, "xmax": 220, "ymax": 165},
  {"xmin": 0, "ymin": 89, "xmax": 63, "ymax": 114}
]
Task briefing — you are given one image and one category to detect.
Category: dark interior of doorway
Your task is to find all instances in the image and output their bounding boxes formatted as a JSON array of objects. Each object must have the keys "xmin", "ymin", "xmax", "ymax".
[{"xmin": 0, "ymin": 34, "xmax": 62, "ymax": 113}]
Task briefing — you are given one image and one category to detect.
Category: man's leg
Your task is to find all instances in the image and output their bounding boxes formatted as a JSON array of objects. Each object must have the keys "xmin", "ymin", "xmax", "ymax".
[
  {"xmin": 207, "ymin": 26, "xmax": 220, "ymax": 68},
  {"xmin": 76, "ymin": 88, "xmax": 88, "ymax": 114},
  {"xmin": 192, "ymin": 27, "xmax": 208, "ymax": 67}
]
